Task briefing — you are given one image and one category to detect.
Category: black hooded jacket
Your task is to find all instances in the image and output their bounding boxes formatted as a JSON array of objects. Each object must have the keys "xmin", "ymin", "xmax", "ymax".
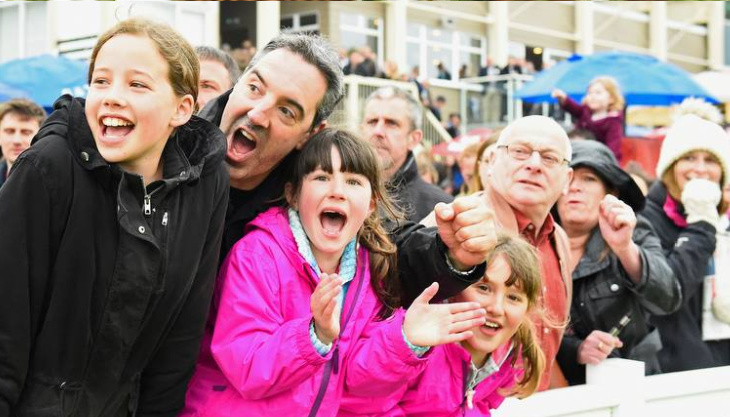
[
  {"xmin": 641, "ymin": 182, "xmax": 730, "ymax": 372},
  {"xmin": 0, "ymin": 96, "xmax": 229, "ymax": 416},
  {"xmin": 389, "ymin": 151, "xmax": 453, "ymax": 223},
  {"xmin": 557, "ymin": 217, "xmax": 681, "ymax": 384},
  {"xmin": 199, "ymin": 91, "xmax": 485, "ymax": 306}
]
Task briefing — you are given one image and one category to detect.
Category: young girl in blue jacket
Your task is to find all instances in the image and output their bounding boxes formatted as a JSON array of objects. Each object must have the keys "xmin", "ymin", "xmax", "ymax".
[
  {"xmin": 0, "ymin": 18, "xmax": 228, "ymax": 415},
  {"xmin": 183, "ymin": 128, "xmax": 486, "ymax": 416}
]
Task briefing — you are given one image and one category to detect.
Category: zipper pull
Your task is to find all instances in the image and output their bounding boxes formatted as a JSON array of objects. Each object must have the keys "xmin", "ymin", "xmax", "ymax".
[
  {"xmin": 466, "ymin": 388, "xmax": 475, "ymax": 410},
  {"xmin": 162, "ymin": 212, "xmax": 169, "ymax": 226},
  {"xmin": 143, "ymin": 194, "xmax": 152, "ymax": 216},
  {"xmin": 332, "ymin": 346, "xmax": 340, "ymax": 374}
]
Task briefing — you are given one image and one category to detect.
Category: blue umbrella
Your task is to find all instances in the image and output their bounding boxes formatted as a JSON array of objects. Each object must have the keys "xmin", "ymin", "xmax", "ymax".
[
  {"xmin": 0, "ymin": 54, "xmax": 88, "ymax": 109},
  {"xmin": 0, "ymin": 81, "xmax": 30, "ymax": 102},
  {"xmin": 516, "ymin": 51, "xmax": 717, "ymax": 106}
]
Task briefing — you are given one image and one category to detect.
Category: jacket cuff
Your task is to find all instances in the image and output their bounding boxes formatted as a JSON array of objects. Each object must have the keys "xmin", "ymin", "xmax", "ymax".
[
  {"xmin": 386, "ymin": 313, "xmax": 431, "ymax": 366},
  {"xmin": 309, "ymin": 319, "xmax": 333, "ymax": 356},
  {"xmin": 401, "ymin": 325, "xmax": 430, "ymax": 357},
  {"xmin": 295, "ymin": 316, "xmax": 334, "ymax": 365},
  {"xmin": 437, "ymin": 235, "xmax": 486, "ymax": 283}
]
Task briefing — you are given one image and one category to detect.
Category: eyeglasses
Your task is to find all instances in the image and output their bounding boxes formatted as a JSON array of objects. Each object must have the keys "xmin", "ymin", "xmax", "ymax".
[{"xmin": 497, "ymin": 144, "xmax": 570, "ymax": 168}]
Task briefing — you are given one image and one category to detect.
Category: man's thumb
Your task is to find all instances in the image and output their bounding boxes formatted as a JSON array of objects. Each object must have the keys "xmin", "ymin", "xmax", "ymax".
[{"xmin": 435, "ymin": 203, "xmax": 454, "ymax": 222}]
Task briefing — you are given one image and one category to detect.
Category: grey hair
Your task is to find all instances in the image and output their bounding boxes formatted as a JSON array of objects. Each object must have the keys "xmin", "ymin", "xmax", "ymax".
[
  {"xmin": 245, "ymin": 33, "xmax": 344, "ymax": 130},
  {"xmin": 364, "ymin": 86, "xmax": 422, "ymax": 131},
  {"xmin": 195, "ymin": 45, "xmax": 241, "ymax": 88}
]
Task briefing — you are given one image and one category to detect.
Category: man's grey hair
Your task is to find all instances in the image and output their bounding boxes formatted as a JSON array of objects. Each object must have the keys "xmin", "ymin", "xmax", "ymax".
[
  {"xmin": 195, "ymin": 45, "xmax": 241, "ymax": 88},
  {"xmin": 364, "ymin": 86, "xmax": 422, "ymax": 131},
  {"xmin": 245, "ymin": 33, "xmax": 344, "ymax": 130}
]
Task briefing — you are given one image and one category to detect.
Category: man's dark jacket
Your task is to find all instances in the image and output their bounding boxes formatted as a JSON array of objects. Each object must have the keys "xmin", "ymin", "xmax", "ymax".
[
  {"xmin": 389, "ymin": 151, "xmax": 453, "ymax": 223},
  {"xmin": 200, "ymin": 91, "xmax": 484, "ymax": 306},
  {"xmin": 641, "ymin": 182, "xmax": 730, "ymax": 372},
  {"xmin": 557, "ymin": 217, "xmax": 681, "ymax": 384},
  {"xmin": 0, "ymin": 96, "xmax": 229, "ymax": 416},
  {"xmin": 0, "ymin": 160, "xmax": 7, "ymax": 188}
]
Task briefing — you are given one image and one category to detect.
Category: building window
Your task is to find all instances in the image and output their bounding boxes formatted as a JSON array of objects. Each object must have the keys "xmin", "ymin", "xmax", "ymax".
[
  {"xmin": 117, "ymin": 1, "xmax": 213, "ymax": 47},
  {"xmin": 0, "ymin": 3, "xmax": 47, "ymax": 63},
  {"xmin": 339, "ymin": 12, "xmax": 382, "ymax": 67},
  {"xmin": 281, "ymin": 12, "xmax": 320, "ymax": 35},
  {"xmin": 406, "ymin": 22, "xmax": 487, "ymax": 81}
]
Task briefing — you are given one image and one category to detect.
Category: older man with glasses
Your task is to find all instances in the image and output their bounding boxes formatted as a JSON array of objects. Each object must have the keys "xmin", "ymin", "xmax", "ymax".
[{"xmin": 483, "ymin": 115, "xmax": 574, "ymax": 390}]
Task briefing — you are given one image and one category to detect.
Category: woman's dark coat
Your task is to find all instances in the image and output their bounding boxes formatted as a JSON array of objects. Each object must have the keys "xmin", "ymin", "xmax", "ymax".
[{"xmin": 557, "ymin": 217, "xmax": 681, "ymax": 384}]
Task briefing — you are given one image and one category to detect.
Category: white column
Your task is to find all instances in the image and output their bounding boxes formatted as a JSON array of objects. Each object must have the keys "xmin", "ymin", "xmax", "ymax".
[
  {"xmin": 649, "ymin": 2, "xmax": 667, "ymax": 61},
  {"xmin": 575, "ymin": 1, "xmax": 594, "ymax": 55},
  {"xmin": 256, "ymin": 1, "xmax": 280, "ymax": 51},
  {"xmin": 385, "ymin": 0, "xmax": 408, "ymax": 75},
  {"xmin": 707, "ymin": 1, "xmax": 725, "ymax": 70},
  {"xmin": 205, "ymin": 3, "xmax": 220, "ymax": 48},
  {"xmin": 489, "ymin": 2, "xmax": 509, "ymax": 67}
]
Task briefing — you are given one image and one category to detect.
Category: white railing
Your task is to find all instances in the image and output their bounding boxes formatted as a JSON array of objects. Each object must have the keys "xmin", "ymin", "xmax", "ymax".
[
  {"xmin": 329, "ymin": 75, "xmax": 453, "ymax": 148},
  {"xmin": 493, "ymin": 359, "xmax": 730, "ymax": 417},
  {"xmin": 454, "ymin": 73, "xmax": 537, "ymax": 129}
]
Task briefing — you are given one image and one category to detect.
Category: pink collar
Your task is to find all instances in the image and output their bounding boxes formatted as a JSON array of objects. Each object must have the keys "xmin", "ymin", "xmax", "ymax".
[{"xmin": 663, "ymin": 195, "xmax": 687, "ymax": 228}]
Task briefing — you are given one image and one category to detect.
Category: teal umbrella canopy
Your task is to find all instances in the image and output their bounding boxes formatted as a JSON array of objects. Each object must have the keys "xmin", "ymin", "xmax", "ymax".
[
  {"xmin": 0, "ymin": 81, "xmax": 30, "ymax": 102},
  {"xmin": 0, "ymin": 54, "xmax": 88, "ymax": 109},
  {"xmin": 516, "ymin": 51, "xmax": 717, "ymax": 106}
]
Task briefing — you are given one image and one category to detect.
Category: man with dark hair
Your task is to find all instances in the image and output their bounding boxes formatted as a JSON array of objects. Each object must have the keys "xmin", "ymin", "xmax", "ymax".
[
  {"xmin": 0, "ymin": 98, "xmax": 46, "ymax": 188},
  {"xmin": 362, "ymin": 86, "xmax": 453, "ymax": 223},
  {"xmin": 431, "ymin": 95, "xmax": 446, "ymax": 121},
  {"xmin": 446, "ymin": 112, "xmax": 462, "ymax": 139},
  {"xmin": 200, "ymin": 32, "xmax": 496, "ymax": 303},
  {"xmin": 195, "ymin": 46, "xmax": 242, "ymax": 110}
]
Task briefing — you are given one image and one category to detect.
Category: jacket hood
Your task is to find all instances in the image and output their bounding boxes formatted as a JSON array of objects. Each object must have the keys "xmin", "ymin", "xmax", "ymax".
[
  {"xmin": 36, "ymin": 94, "xmax": 226, "ymax": 181},
  {"xmin": 246, "ymin": 206, "xmax": 314, "ymax": 276},
  {"xmin": 570, "ymin": 140, "xmax": 645, "ymax": 212},
  {"xmin": 198, "ymin": 88, "xmax": 232, "ymax": 128}
]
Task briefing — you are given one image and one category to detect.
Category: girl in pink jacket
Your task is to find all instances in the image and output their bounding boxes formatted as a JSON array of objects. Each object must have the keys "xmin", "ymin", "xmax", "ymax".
[
  {"xmin": 182, "ymin": 129, "xmax": 486, "ymax": 416},
  {"xmin": 340, "ymin": 234, "xmax": 547, "ymax": 416}
]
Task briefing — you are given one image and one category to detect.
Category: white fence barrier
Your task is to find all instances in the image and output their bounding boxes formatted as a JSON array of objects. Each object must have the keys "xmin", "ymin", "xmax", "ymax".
[{"xmin": 493, "ymin": 359, "xmax": 730, "ymax": 417}]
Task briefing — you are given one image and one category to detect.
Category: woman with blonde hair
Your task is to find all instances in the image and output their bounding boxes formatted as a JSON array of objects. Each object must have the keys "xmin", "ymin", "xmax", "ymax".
[
  {"xmin": 552, "ymin": 76, "xmax": 625, "ymax": 162},
  {"xmin": 469, "ymin": 130, "xmax": 501, "ymax": 193}
]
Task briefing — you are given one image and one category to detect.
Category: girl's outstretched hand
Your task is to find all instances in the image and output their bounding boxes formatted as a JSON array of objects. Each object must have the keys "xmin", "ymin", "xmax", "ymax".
[
  {"xmin": 311, "ymin": 273, "xmax": 343, "ymax": 345},
  {"xmin": 551, "ymin": 88, "xmax": 567, "ymax": 101},
  {"xmin": 403, "ymin": 282, "xmax": 486, "ymax": 347}
]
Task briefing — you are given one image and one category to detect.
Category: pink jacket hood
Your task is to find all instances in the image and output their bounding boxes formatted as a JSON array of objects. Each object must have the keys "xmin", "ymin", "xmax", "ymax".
[{"xmin": 182, "ymin": 206, "xmax": 380, "ymax": 417}]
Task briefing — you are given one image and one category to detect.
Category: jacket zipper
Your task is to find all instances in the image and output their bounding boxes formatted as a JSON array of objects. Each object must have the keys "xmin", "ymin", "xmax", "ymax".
[
  {"xmin": 461, "ymin": 360, "xmax": 468, "ymax": 416},
  {"xmin": 142, "ymin": 183, "xmax": 163, "ymax": 217},
  {"xmin": 307, "ymin": 256, "xmax": 366, "ymax": 417},
  {"xmin": 460, "ymin": 359, "xmax": 479, "ymax": 414}
]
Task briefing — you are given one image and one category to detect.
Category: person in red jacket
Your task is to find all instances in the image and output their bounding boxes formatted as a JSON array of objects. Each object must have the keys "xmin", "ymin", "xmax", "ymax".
[{"xmin": 552, "ymin": 76, "xmax": 625, "ymax": 162}]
